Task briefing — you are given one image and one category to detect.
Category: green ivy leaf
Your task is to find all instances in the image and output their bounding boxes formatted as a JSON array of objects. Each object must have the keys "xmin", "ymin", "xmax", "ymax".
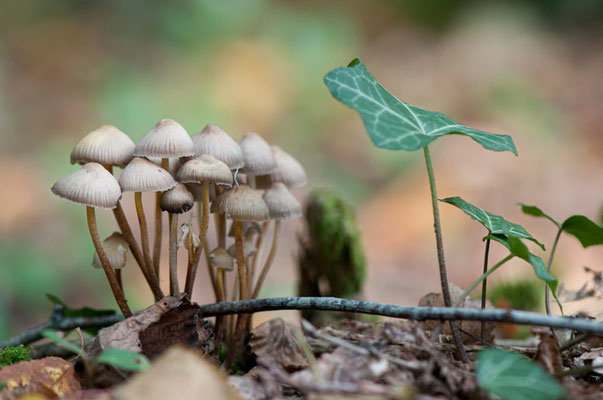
[
  {"xmin": 324, "ymin": 58, "xmax": 517, "ymax": 154},
  {"xmin": 477, "ymin": 348, "xmax": 564, "ymax": 400},
  {"xmin": 561, "ymin": 215, "xmax": 603, "ymax": 248},
  {"xmin": 42, "ymin": 330, "xmax": 83, "ymax": 356},
  {"xmin": 487, "ymin": 234, "xmax": 561, "ymax": 311},
  {"xmin": 96, "ymin": 349, "xmax": 150, "ymax": 372},
  {"xmin": 518, "ymin": 203, "xmax": 561, "ymax": 228},
  {"xmin": 442, "ymin": 197, "xmax": 545, "ymax": 250}
]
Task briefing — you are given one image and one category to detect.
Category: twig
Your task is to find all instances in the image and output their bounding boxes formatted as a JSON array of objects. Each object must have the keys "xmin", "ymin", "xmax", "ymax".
[
  {"xmin": 554, "ymin": 363, "xmax": 603, "ymax": 378},
  {"xmin": 559, "ymin": 333, "xmax": 592, "ymax": 352},
  {"xmin": 197, "ymin": 297, "xmax": 603, "ymax": 335}
]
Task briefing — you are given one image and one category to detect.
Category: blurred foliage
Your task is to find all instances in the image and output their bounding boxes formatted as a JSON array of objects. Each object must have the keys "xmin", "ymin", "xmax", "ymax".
[
  {"xmin": 0, "ymin": 344, "xmax": 33, "ymax": 366},
  {"xmin": 489, "ymin": 279, "xmax": 543, "ymax": 312}
]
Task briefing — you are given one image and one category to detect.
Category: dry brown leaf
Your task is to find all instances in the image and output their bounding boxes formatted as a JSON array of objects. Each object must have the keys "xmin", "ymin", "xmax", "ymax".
[
  {"xmin": 534, "ymin": 328, "xmax": 563, "ymax": 376},
  {"xmin": 113, "ymin": 346, "xmax": 239, "ymax": 400},
  {"xmin": 0, "ymin": 357, "xmax": 80, "ymax": 398},
  {"xmin": 249, "ymin": 318, "xmax": 308, "ymax": 372}
]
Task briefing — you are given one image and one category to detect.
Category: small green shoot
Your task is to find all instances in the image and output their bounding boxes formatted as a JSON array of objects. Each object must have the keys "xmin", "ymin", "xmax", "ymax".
[
  {"xmin": 96, "ymin": 348, "xmax": 150, "ymax": 372},
  {"xmin": 477, "ymin": 348, "xmax": 564, "ymax": 400},
  {"xmin": 42, "ymin": 329, "xmax": 83, "ymax": 356},
  {"xmin": 0, "ymin": 344, "xmax": 33, "ymax": 366}
]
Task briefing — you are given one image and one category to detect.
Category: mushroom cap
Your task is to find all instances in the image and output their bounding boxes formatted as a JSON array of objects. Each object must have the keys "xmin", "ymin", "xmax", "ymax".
[
  {"xmin": 160, "ymin": 183, "xmax": 194, "ymax": 214},
  {"xmin": 51, "ymin": 163, "xmax": 122, "ymax": 209},
  {"xmin": 192, "ymin": 124, "xmax": 244, "ymax": 170},
  {"xmin": 92, "ymin": 232, "xmax": 128, "ymax": 270},
  {"xmin": 210, "ymin": 185, "xmax": 269, "ymax": 221},
  {"xmin": 262, "ymin": 182, "xmax": 302, "ymax": 220},
  {"xmin": 177, "ymin": 155, "xmax": 233, "ymax": 186},
  {"xmin": 208, "ymin": 247, "xmax": 234, "ymax": 271},
  {"xmin": 239, "ymin": 132, "xmax": 276, "ymax": 175},
  {"xmin": 226, "ymin": 240, "xmax": 257, "ymax": 258},
  {"xmin": 255, "ymin": 145, "xmax": 307, "ymax": 189},
  {"xmin": 119, "ymin": 157, "xmax": 177, "ymax": 193},
  {"xmin": 134, "ymin": 119, "xmax": 194, "ymax": 158},
  {"xmin": 228, "ymin": 221, "xmax": 263, "ymax": 237},
  {"xmin": 70, "ymin": 125, "xmax": 135, "ymax": 167}
]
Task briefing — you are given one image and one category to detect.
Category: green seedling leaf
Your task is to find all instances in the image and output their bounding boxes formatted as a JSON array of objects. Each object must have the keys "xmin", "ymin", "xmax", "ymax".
[
  {"xmin": 324, "ymin": 58, "xmax": 517, "ymax": 154},
  {"xmin": 477, "ymin": 348, "xmax": 564, "ymax": 400},
  {"xmin": 96, "ymin": 349, "xmax": 150, "ymax": 372},
  {"xmin": 42, "ymin": 330, "xmax": 83, "ymax": 356},
  {"xmin": 487, "ymin": 234, "xmax": 561, "ymax": 310},
  {"xmin": 561, "ymin": 215, "xmax": 603, "ymax": 248},
  {"xmin": 518, "ymin": 203, "xmax": 561, "ymax": 228},
  {"xmin": 46, "ymin": 294, "xmax": 116, "ymax": 318},
  {"xmin": 442, "ymin": 197, "xmax": 545, "ymax": 250}
]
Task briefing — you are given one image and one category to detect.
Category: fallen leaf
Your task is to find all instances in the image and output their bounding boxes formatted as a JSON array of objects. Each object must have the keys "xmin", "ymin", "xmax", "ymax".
[
  {"xmin": 249, "ymin": 318, "xmax": 308, "ymax": 372},
  {"xmin": 0, "ymin": 357, "xmax": 80, "ymax": 398},
  {"xmin": 533, "ymin": 328, "xmax": 563, "ymax": 376}
]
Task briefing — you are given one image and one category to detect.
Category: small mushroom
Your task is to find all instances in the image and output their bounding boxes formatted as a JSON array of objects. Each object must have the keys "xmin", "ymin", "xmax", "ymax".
[
  {"xmin": 92, "ymin": 232, "xmax": 129, "ymax": 289},
  {"xmin": 160, "ymin": 183, "xmax": 194, "ymax": 295},
  {"xmin": 255, "ymin": 145, "xmax": 308, "ymax": 190},
  {"xmin": 239, "ymin": 132, "xmax": 277, "ymax": 187},
  {"xmin": 191, "ymin": 124, "xmax": 244, "ymax": 170},
  {"xmin": 52, "ymin": 163, "xmax": 131, "ymax": 317}
]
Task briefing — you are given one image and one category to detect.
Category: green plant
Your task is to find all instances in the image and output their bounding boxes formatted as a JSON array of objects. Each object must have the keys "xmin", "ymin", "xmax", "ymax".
[
  {"xmin": 519, "ymin": 204, "xmax": 603, "ymax": 315},
  {"xmin": 0, "ymin": 344, "xmax": 33, "ymax": 366},
  {"xmin": 325, "ymin": 58, "xmax": 517, "ymax": 358}
]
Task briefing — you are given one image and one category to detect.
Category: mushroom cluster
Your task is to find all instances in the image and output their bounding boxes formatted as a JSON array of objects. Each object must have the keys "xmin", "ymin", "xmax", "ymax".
[{"xmin": 51, "ymin": 121, "xmax": 306, "ymax": 353}]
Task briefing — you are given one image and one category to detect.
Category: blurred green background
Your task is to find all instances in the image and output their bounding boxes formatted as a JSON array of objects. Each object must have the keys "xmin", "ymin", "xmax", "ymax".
[{"xmin": 1, "ymin": 0, "xmax": 602, "ymax": 340}]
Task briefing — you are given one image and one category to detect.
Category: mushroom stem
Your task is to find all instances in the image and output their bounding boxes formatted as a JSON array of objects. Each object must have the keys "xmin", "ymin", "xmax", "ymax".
[
  {"xmin": 226, "ymin": 220, "xmax": 247, "ymax": 369},
  {"xmin": 115, "ymin": 269, "xmax": 123, "ymax": 290},
  {"xmin": 152, "ymin": 158, "xmax": 169, "ymax": 276},
  {"xmin": 185, "ymin": 181, "xmax": 211, "ymax": 296},
  {"xmin": 135, "ymin": 192, "xmax": 162, "ymax": 296},
  {"xmin": 86, "ymin": 206, "xmax": 132, "ymax": 318},
  {"xmin": 252, "ymin": 220, "xmax": 280, "ymax": 299},
  {"xmin": 214, "ymin": 185, "xmax": 226, "ymax": 248},
  {"xmin": 250, "ymin": 221, "xmax": 269, "ymax": 286},
  {"xmin": 103, "ymin": 164, "xmax": 160, "ymax": 299},
  {"xmin": 168, "ymin": 213, "xmax": 179, "ymax": 295}
]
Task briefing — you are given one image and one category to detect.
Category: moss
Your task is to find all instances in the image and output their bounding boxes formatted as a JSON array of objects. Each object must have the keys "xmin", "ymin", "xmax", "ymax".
[
  {"xmin": 488, "ymin": 279, "xmax": 542, "ymax": 312},
  {"xmin": 0, "ymin": 344, "xmax": 33, "ymax": 366}
]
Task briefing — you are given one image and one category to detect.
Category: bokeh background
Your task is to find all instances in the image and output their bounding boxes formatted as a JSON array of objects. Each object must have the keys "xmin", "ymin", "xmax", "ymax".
[{"xmin": 1, "ymin": 0, "xmax": 602, "ymax": 340}]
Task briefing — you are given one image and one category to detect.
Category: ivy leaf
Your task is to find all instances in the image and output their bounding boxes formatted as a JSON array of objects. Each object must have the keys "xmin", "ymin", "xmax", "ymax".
[
  {"xmin": 96, "ymin": 349, "xmax": 150, "ymax": 372},
  {"xmin": 42, "ymin": 330, "xmax": 83, "ymax": 356},
  {"xmin": 561, "ymin": 215, "xmax": 603, "ymax": 248},
  {"xmin": 487, "ymin": 234, "xmax": 561, "ymax": 311},
  {"xmin": 477, "ymin": 348, "xmax": 564, "ymax": 400},
  {"xmin": 518, "ymin": 203, "xmax": 561, "ymax": 228},
  {"xmin": 324, "ymin": 58, "xmax": 517, "ymax": 154},
  {"xmin": 441, "ymin": 197, "xmax": 545, "ymax": 250}
]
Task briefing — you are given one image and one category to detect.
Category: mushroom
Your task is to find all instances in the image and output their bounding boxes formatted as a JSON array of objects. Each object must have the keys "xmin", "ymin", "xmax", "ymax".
[
  {"xmin": 211, "ymin": 185, "xmax": 268, "ymax": 367},
  {"xmin": 239, "ymin": 132, "xmax": 277, "ymax": 187},
  {"xmin": 255, "ymin": 145, "xmax": 308, "ymax": 189},
  {"xmin": 177, "ymin": 154, "xmax": 233, "ymax": 297},
  {"xmin": 160, "ymin": 183, "xmax": 194, "ymax": 295},
  {"xmin": 69, "ymin": 125, "xmax": 159, "ymax": 299},
  {"xmin": 119, "ymin": 157, "xmax": 176, "ymax": 296},
  {"xmin": 92, "ymin": 232, "xmax": 128, "ymax": 289},
  {"xmin": 51, "ymin": 163, "xmax": 132, "ymax": 317},
  {"xmin": 134, "ymin": 119, "xmax": 194, "ymax": 277},
  {"xmin": 252, "ymin": 182, "xmax": 302, "ymax": 298}
]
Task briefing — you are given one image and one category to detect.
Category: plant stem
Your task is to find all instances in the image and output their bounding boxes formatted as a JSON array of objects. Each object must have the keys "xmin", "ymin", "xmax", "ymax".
[
  {"xmin": 481, "ymin": 238, "xmax": 491, "ymax": 340},
  {"xmin": 252, "ymin": 220, "xmax": 280, "ymax": 298},
  {"xmin": 168, "ymin": 213, "xmax": 179, "ymax": 295},
  {"xmin": 545, "ymin": 227, "xmax": 563, "ymax": 316},
  {"xmin": 86, "ymin": 207, "xmax": 132, "ymax": 318},
  {"xmin": 135, "ymin": 192, "xmax": 162, "ymax": 296},
  {"xmin": 454, "ymin": 255, "xmax": 513, "ymax": 307},
  {"xmin": 423, "ymin": 146, "xmax": 467, "ymax": 362}
]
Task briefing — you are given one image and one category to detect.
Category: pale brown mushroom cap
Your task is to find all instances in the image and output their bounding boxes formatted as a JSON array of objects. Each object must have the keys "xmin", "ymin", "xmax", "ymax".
[
  {"xmin": 134, "ymin": 119, "xmax": 194, "ymax": 158},
  {"xmin": 192, "ymin": 124, "xmax": 244, "ymax": 170},
  {"xmin": 262, "ymin": 182, "xmax": 302, "ymax": 220},
  {"xmin": 51, "ymin": 162, "xmax": 122, "ymax": 209},
  {"xmin": 227, "ymin": 240, "xmax": 257, "ymax": 258},
  {"xmin": 255, "ymin": 145, "xmax": 307, "ymax": 189},
  {"xmin": 228, "ymin": 221, "xmax": 263, "ymax": 237},
  {"xmin": 210, "ymin": 185, "xmax": 269, "ymax": 221},
  {"xmin": 160, "ymin": 183, "xmax": 194, "ymax": 214},
  {"xmin": 239, "ymin": 132, "xmax": 276, "ymax": 175},
  {"xmin": 208, "ymin": 247, "xmax": 234, "ymax": 271},
  {"xmin": 92, "ymin": 232, "xmax": 128, "ymax": 269},
  {"xmin": 70, "ymin": 125, "xmax": 135, "ymax": 167},
  {"xmin": 119, "ymin": 157, "xmax": 177, "ymax": 193},
  {"xmin": 177, "ymin": 155, "xmax": 233, "ymax": 187}
]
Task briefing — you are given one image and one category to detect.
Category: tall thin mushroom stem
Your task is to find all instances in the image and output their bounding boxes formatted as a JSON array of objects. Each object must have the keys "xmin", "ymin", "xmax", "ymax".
[
  {"xmin": 423, "ymin": 146, "xmax": 467, "ymax": 362},
  {"xmin": 168, "ymin": 213, "xmax": 179, "ymax": 295},
  {"xmin": 153, "ymin": 158, "xmax": 170, "ymax": 277},
  {"xmin": 226, "ymin": 220, "xmax": 247, "ymax": 369},
  {"xmin": 104, "ymin": 164, "xmax": 162, "ymax": 300},
  {"xmin": 86, "ymin": 206, "xmax": 132, "ymax": 318},
  {"xmin": 135, "ymin": 192, "xmax": 162, "ymax": 295},
  {"xmin": 185, "ymin": 181, "xmax": 211, "ymax": 296},
  {"xmin": 252, "ymin": 220, "xmax": 280, "ymax": 298}
]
